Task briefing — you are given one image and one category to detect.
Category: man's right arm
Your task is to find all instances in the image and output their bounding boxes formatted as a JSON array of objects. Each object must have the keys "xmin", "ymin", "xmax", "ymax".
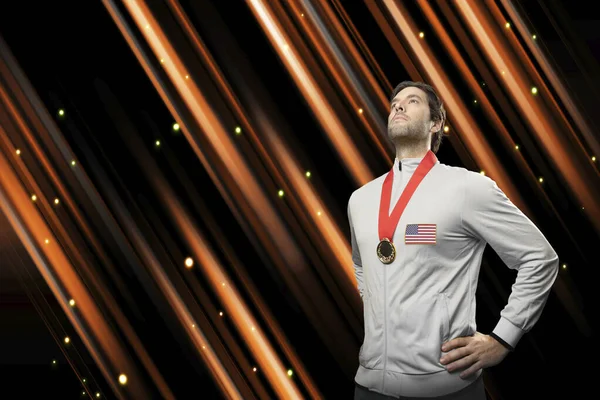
[{"xmin": 348, "ymin": 199, "xmax": 364, "ymax": 299}]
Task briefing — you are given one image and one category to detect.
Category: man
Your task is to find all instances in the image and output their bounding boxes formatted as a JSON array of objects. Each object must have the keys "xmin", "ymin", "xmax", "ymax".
[{"xmin": 349, "ymin": 81, "xmax": 559, "ymax": 399}]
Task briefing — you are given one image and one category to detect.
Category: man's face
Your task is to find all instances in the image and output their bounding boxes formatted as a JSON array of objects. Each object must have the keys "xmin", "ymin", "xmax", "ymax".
[{"xmin": 387, "ymin": 86, "xmax": 436, "ymax": 144}]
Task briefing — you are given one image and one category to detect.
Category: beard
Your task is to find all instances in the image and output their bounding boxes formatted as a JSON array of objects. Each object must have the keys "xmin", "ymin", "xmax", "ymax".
[{"xmin": 387, "ymin": 119, "xmax": 429, "ymax": 145}]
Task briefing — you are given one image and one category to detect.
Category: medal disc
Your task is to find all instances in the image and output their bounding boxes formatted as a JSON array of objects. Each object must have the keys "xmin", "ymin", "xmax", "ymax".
[{"xmin": 376, "ymin": 238, "xmax": 396, "ymax": 264}]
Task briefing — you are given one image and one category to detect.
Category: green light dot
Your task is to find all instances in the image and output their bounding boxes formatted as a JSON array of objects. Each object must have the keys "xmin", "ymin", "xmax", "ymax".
[
  {"xmin": 287, "ymin": 369, "xmax": 293, "ymax": 377},
  {"xmin": 235, "ymin": 126, "xmax": 242, "ymax": 135},
  {"xmin": 173, "ymin": 123, "xmax": 180, "ymax": 131},
  {"xmin": 531, "ymin": 87, "xmax": 538, "ymax": 95},
  {"xmin": 305, "ymin": 171, "xmax": 311, "ymax": 178},
  {"xmin": 278, "ymin": 190, "xmax": 284, "ymax": 197},
  {"xmin": 58, "ymin": 109, "xmax": 65, "ymax": 116},
  {"xmin": 155, "ymin": 140, "xmax": 161, "ymax": 147}
]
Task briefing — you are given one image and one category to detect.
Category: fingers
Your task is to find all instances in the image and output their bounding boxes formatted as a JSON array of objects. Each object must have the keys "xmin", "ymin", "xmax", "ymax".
[
  {"xmin": 443, "ymin": 352, "xmax": 476, "ymax": 373},
  {"xmin": 459, "ymin": 360, "xmax": 482, "ymax": 379},
  {"xmin": 440, "ymin": 345, "xmax": 468, "ymax": 365},
  {"xmin": 442, "ymin": 336, "xmax": 467, "ymax": 351}
]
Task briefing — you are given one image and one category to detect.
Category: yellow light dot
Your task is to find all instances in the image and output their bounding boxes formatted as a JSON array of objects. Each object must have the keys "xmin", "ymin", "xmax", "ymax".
[
  {"xmin": 538, "ymin": 177, "xmax": 544, "ymax": 183},
  {"xmin": 192, "ymin": 324, "xmax": 195, "ymax": 328},
  {"xmin": 222, "ymin": 282, "xmax": 225, "ymax": 286},
  {"xmin": 16, "ymin": 149, "xmax": 21, "ymax": 155},
  {"xmin": 562, "ymin": 264, "xmax": 567, "ymax": 269},
  {"xmin": 592, "ymin": 156, "xmax": 596, "ymax": 162},
  {"xmin": 419, "ymin": 32, "xmax": 424, "ymax": 38},
  {"xmin": 71, "ymin": 160, "xmax": 76, "ymax": 166},
  {"xmin": 82, "ymin": 392, "xmax": 86, "ymax": 395},
  {"xmin": 64, "ymin": 337, "xmax": 70, "ymax": 344},
  {"xmin": 52, "ymin": 360, "xmax": 56, "ymax": 364},
  {"xmin": 501, "ymin": 70, "xmax": 506, "ymax": 75},
  {"xmin": 58, "ymin": 109, "xmax": 65, "ymax": 116},
  {"xmin": 173, "ymin": 123, "xmax": 180, "ymax": 131},
  {"xmin": 96, "ymin": 393, "xmax": 101, "ymax": 398},
  {"xmin": 582, "ymin": 206, "xmax": 585, "ymax": 210},
  {"xmin": 253, "ymin": 367, "xmax": 257, "ymax": 372},
  {"xmin": 531, "ymin": 87, "xmax": 538, "ymax": 95},
  {"xmin": 235, "ymin": 126, "xmax": 242, "ymax": 134},
  {"xmin": 317, "ymin": 211, "xmax": 322, "ymax": 216},
  {"xmin": 287, "ymin": 369, "xmax": 293, "ymax": 377},
  {"xmin": 202, "ymin": 345, "xmax": 206, "ymax": 349},
  {"xmin": 185, "ymin": 257, "xmax": 194, "ymax": 268},
  {"xmin": 532, "ymin": 34, "xmax": 537, "ymax": 40},
  {"xmin": 278, "ymin": 190, "xmax": 284, "ymax": 197},
  {"xmin": 118, "ymin": 374, "xmax": 127, "ymax": 385},
  {"xmin": 251, "ymin": 326, "xmax": 255, "ymax": 331},
  {"xmin": 160, "ymin": 58, "xmax": 164, "ymax": 63},
  {"xmin": 480, "ymin": 170, "xmax": 485, "ymax": 175},
  {"xmin": 305, "ymin": 171, "xmax": 311, "ymax": 178},
  {"xmin": 83, "ymin": 378, "xmax": 86, "ymax": 383},
  {"xmin": 185, "ymin": 75, "xmax": 189, "ymax": 79},
  {"xmin": 31, "ymin": 195, "xmax": 37, "ymax": 201},
  {"xmin": 358, "ymin": 108, "xmax": 363, "ymax": 114},
  {"xmin": 515, "ymin": 145, "xmax": 519, "ymax": 150},
  {"xmin": 505, "ymin": 22, "xmax": 510, "ymax": 28},
  {"xmin": 219, "ymin": 311, "xmax": 223, "ymax": 316},
  {"xmin": 155, "ymin": 140, "xmax": 160, "ymax": 147},
  {"xmin": 69, "ymin": 299, "xmax": 75, "ymax": 307},
  {"xmin": 45, "ymin": 239, "xmax": 50, "ymax": 244},
  {"xmin": 54, "ymin": 198, "xmax": 60, "ymax": 205},
  {"xmin": 443, "ymin": 126, "xmax": 449, "ymax": 133},
  {"xmin": 301, "ymin": 13, "xmax": 304, "ymax": 17},
  {"xmin": 145, "ymin": 24, "xmax": 149, "ymax": 29},
  {"xmin": 473, "ymin": 99, "xmax": 477, "ymax": 104}
]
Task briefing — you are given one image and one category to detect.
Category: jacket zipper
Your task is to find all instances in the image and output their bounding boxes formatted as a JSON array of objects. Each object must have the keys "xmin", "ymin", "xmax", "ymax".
[{"xmin": 383, "ymin": 258, "xmax": 387, "ymax": 389}]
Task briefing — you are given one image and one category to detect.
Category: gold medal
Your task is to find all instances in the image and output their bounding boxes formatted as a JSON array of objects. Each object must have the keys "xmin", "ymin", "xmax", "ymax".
[{"xmin": 376, "ymin": 238, "xmax": 396, "ymax": 264}]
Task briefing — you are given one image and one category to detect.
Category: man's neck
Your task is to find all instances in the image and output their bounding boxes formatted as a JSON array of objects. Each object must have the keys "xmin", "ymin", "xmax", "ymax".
[{"xmin": 395, "ymin": 142, "xmax": 430, "ymax": 161}]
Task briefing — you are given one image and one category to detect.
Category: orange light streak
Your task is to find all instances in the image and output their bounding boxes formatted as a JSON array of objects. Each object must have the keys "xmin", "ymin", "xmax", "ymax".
[
  {"xmin": 455, "ymin": 0, "xmax": 600, "ymax": 232},
  {"xmin": 373, "ymin": 0, "xmax": 528, "ymax": 214},
  {"xmin": 497, "ymin": 0, "xmax": 600, "ymax": 165},
  {"xmin": 0, "ymin": 144, "xmax": 151, "ymax": 400},
  {"xmin": 246, "ymin": 0, "xmax": 373, "ymax": 185}
]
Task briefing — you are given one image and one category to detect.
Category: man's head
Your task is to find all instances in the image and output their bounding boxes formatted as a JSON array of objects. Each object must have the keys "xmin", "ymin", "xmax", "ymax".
[{"xmin": 387, "ymin": 81, "xmax": 446, "ymax": 154}]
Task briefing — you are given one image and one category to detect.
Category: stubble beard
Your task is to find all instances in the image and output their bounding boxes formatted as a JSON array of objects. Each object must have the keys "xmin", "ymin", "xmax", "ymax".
[{"xmin": 388, "ymin": 119, "xmax": 429, "ymax": 147}]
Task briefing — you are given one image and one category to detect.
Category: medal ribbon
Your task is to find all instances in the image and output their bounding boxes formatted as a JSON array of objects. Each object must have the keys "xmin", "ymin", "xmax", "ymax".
[{"xmin": 379, "ymin": 150, "xmax": 438, "ymax": 241}]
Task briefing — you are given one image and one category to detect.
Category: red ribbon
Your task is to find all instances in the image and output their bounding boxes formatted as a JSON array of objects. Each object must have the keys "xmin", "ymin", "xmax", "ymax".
[{"xmin": 379, "ymin": 150, "xmax": 438, "ymax": 241}]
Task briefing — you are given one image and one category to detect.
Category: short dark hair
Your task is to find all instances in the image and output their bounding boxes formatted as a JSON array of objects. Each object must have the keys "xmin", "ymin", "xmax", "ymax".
[{"xmin": 389, "ymin": 81, "xmax": 447, "ymax": 153}]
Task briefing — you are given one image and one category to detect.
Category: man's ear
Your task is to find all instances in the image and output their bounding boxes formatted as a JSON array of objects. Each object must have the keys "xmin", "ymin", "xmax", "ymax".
[{"xmin": 430, "ymin": 120, "xmax": 442, "ymax": 133}]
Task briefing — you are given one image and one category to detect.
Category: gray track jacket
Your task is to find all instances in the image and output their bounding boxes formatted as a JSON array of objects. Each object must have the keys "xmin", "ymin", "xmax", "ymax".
[{"xmin": 348, "ymin": 156, "xmax": 559, "ymax": 397}]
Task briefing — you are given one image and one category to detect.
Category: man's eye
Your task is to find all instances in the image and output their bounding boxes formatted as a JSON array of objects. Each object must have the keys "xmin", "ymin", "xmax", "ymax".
[{"xmin": 410, "ymin": 99, "xmax": 417, "ymax": 103}]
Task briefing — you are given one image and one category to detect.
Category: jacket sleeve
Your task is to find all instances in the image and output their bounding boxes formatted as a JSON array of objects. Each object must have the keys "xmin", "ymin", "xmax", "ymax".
[
  {"xmin": 461, "ymin": 172, "xmax": 559, "ymax": 350},
  {"xmin": 348, "ymin": 196, "xmax": 364, "ymax": 299}
]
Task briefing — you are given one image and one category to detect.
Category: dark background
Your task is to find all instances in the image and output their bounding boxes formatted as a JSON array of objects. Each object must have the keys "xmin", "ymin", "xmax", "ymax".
[{"xmin": 1, "ymin": 1, "xmax": 599, "ymax": 399}]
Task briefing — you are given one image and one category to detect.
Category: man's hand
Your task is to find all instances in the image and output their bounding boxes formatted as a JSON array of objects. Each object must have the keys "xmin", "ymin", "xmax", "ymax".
[{"xmin": 439, "ymin": 331, "xmax": 509, "ymax": 379}]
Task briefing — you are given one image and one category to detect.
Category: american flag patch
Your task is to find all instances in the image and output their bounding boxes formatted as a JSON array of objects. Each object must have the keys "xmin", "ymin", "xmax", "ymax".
[{"xmin": 404, "ymin": 224, "xmax": 437, "ymax": 244}]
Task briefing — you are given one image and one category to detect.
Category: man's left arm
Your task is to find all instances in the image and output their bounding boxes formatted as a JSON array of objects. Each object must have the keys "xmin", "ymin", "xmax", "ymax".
[{"xmin": 461, "ymin": 171, "xmax": 560, "ymax": 350}]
